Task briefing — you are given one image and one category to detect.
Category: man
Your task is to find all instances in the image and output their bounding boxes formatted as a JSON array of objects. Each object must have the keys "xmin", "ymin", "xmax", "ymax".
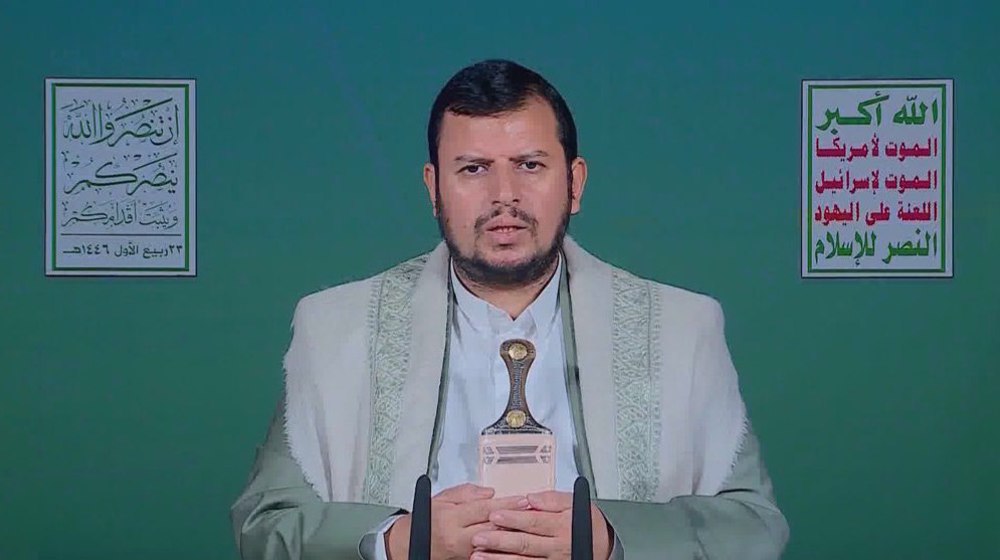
[{"xmin": 231, "ymin": 59, "xmax": 788, "ymax": 559}]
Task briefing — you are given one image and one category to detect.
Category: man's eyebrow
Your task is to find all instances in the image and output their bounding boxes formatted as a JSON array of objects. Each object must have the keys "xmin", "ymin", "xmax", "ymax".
[
  {"xmin": 511, "ymin": 150, "xmax": 550, "ymax": 161},
  {"xmin": 452, "ymin": 151, "xmax": 551, "ymax": 165},
  {"xmin": 453, "ymin": 155, "xmax": 493, "ymax": 165}
]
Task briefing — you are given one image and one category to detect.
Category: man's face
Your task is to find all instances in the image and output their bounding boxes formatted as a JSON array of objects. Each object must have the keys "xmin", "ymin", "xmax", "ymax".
[{"xmin": 424, "ymin": 96, "xmax": 587, "ymax": 287}]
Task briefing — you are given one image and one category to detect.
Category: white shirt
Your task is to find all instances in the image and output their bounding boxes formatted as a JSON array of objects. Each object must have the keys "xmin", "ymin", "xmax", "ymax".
[
  {"xmin": 435, "ymin": 254, "xmax": 579, "ymax": 492},
  {"xmin": 373, "ymin": 255, "xmax": 580, "ymax": 558}
]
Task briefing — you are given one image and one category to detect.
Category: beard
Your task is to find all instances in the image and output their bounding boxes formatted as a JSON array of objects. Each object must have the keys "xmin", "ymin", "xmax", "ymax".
[{"xmin": 436, "ymin": 185, "xmax": 571, "ymax": 289}]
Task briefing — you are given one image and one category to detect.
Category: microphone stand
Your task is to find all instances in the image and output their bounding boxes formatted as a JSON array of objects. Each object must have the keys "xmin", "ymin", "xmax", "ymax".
[
  {"xmin": 571, "ymin": 476, "xmax": 594, "ymax": 560},
  {"xmin": 408, "ymin": 474, "xmax": 431, "ymax": 560}
]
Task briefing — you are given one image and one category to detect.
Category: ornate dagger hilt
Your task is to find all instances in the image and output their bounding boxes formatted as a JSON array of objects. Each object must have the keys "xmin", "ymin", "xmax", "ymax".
[{"xmin": 482, "ymin": 339, "xmax": 551, "ymax": 435}]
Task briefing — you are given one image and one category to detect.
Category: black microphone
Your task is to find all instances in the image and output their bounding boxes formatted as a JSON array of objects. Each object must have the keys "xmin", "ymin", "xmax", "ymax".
[
  {"xmin": 571, "ymin": 476, "xmax": 593, "ymax": 560},
  {"xmin": 408, "ymin": 474, "xmax": 432, "ymax": 560}
]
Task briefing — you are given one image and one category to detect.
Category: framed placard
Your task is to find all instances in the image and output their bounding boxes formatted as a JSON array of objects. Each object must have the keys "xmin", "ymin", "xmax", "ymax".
[
  {"xmin": 802, "ymin": 79, "xmax": 952, "ymax": 278},
  {"xmin": 45, "ymin": 78, "xmax": 196, "ymax": 276}
]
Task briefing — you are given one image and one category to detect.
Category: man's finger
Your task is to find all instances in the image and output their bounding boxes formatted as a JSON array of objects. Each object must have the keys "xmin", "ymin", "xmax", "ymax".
[
  {"xmin": 526, "ymin": 490, "xmax": 573, "ymax": 512},
  {"xmin": 472, "ymin": 529, "xmax": 552, "ymax": 557},
  {"xmin": 457, "ymin": 495, "xmax": 529, "ymax": 525},
  {"xmin": 464, "ymin": 521, "xmax": 499, "ymax": 533},
  {"xmin": 434, "ymin": 482, "xmax": 494, "ymax": 504},
  {"xmin": 488, "ymin": 509, "xmax": 561, "ymax": 537},
  {"xmin": 470, "ymin": 553, "xmax": 532, "ymax": 560}
]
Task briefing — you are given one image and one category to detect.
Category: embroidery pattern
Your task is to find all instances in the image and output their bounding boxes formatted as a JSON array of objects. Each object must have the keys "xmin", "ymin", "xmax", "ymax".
[
  {"xmin": 362, "ymin": 255, "xmax": 428, "ymax": 504},
  {"xmin": 611, "ymin": 269, "xmax": 662, "ymax": 501}
]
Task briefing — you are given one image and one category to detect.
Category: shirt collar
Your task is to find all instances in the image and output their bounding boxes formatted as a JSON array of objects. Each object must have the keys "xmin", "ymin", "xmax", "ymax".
[{"xmin": 450, "ymin": 253, "xmax": 563, "ymax": 337}]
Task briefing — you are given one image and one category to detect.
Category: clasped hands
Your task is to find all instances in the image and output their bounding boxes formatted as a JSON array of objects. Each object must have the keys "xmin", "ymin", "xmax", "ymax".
[{"xmin": 386, "ymin": 483, "xmax": 611, "ymax": 560}]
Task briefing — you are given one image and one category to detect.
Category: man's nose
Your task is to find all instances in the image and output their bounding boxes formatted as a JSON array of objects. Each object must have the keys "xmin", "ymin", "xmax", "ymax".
[{"xmin": 489, "ymin": 167, "xmax": 520, "ymax": 205}]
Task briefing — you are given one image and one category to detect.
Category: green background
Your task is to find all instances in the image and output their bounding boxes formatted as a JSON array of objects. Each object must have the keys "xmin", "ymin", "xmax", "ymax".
[{"xmin": 1, "ymin": 1, "xmax": 996, "ymax": 558}]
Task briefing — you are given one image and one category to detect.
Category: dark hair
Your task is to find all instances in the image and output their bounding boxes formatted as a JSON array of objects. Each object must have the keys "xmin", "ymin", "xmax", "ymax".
[{"xmin": 427, "ymin": 59, "xmax": 578, "ymax": 168}]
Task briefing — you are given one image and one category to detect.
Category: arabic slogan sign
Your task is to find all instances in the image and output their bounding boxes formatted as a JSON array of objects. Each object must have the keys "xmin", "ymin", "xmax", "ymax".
[
  {"xmin": 802, "ymin": 79, "xmax": 952, "ymax": 278},
  {"xmin": 45, "ymin": 79, "xmax": 196, "ymax": 276}
]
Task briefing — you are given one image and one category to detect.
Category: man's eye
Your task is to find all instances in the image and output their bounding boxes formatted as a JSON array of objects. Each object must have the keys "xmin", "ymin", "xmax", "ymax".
[
  {"xmin": 461, "ymin": 164, "xmax": 485, "ymax": 175},
  {"xmin": 520, "ymin": 161, "xmax": 543, "ymax": 171}
]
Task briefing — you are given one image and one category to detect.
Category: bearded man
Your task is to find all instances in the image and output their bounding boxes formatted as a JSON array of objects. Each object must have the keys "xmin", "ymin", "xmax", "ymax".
[{"xmin": 231, "ymin": 59, "xmax": 789, "ymax": 560}]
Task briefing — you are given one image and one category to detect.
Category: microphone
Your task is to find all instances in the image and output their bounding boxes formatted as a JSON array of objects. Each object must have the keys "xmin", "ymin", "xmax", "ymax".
[
  {"xmin": 571, "ymin": 476, "xmax": 593, "ymax": 560},
  {"xmin": 408, "ymin": 474, "xmax": 432, "ymax": 560}
]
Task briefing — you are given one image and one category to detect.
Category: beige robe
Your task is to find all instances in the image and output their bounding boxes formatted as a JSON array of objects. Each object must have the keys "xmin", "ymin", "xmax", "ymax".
[
  {"xmin": 285, "ymin": 234, "xmax": 746, "ymax": 507},
  {"xmin": 232, "ymin": 236, "xmax": 788, "ymax": 559}
]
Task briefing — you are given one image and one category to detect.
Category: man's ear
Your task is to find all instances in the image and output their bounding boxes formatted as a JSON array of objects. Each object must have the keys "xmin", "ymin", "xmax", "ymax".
[
  {"xmin": 569, "ymin": 157, "xmax": 588, "ymax": 214},
  {"xmin": 423, "ymin": 162, "xmax": 438, "ymax": 216}
]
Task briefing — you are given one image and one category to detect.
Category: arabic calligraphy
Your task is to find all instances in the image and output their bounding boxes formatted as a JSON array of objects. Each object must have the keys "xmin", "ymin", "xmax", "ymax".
[
  {"xmin": 803, "ymin": 80, "xmax": 952, "ymax": 276},
  {"xmin": 46, "ymin": 79, "xmax": 195, "ymax": 275},
  {"xmin": 61, "ymin": 96, "xmax": 179, "ymax": 147},
  {"xmin": 60, "ymin": 242, "xmax": 184, "ymax": 259},
  {"xmin": 815, "ymin": 92, "xmax": 892, "ymax": 133},
  {"xmin": 815, "ymin": 93, "xmax": 939, "ymax": 135}
]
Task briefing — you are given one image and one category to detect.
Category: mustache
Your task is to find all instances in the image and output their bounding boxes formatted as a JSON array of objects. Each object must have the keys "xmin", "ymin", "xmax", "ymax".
[{"xmin": 473, "ymin": 205, "xmax": 538, "ymax": 232}]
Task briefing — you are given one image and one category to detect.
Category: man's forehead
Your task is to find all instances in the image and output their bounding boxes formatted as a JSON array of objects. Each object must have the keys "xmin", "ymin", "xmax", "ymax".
[{"xmin": 437, "ymin": 99, "xmax": 561, "ymax": 157}]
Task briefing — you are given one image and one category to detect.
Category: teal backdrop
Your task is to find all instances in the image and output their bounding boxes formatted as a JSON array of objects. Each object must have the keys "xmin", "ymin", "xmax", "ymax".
[{"xmin": 1, "ymin": 2, "xmax": 996, "ymax": 558}]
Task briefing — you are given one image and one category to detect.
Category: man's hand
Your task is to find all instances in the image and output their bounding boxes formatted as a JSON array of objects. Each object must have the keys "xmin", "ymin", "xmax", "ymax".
[
  {"xmin": 385, "ymin": 483, "xmax": 529, "ymax": 560},
  {"xmin": 469, "ymin": 491, "xmax": 612, "ymax": 560}
]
